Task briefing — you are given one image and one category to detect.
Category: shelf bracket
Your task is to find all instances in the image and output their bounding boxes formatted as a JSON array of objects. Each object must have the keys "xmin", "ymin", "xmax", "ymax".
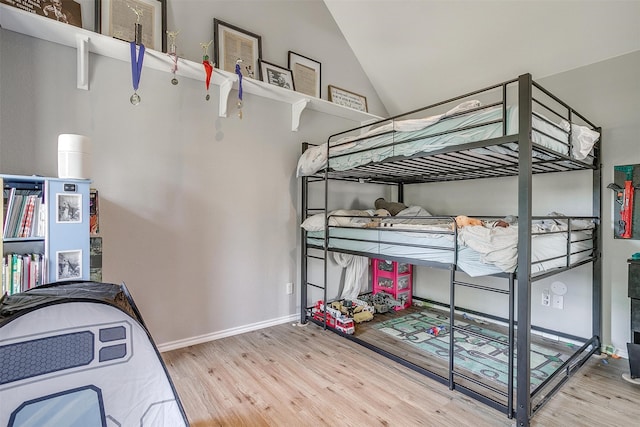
[
  {"xmin": 291, "ymin": 99, "xmax": 310, "ymax": 132},
  {"xmin": 76, "ymin": 34, "xmax": 89, "ymax": 90},
  {"xmin": 218, "ymin": 76, "xmax": 235, "ymax": 118}
]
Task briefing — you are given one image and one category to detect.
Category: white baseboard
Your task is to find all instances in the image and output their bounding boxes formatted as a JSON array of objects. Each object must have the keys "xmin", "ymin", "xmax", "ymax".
[{"xmin": 156, "ymin": 313, "xmax": 300, "ymax": 353}]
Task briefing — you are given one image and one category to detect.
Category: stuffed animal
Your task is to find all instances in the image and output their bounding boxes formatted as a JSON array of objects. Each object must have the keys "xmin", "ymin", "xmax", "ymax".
[
  {"xmin": 363, "ymin": 208, "xmax": 391, "ymax": 228},
  {"xmin": 374, "ymin": 198, "xmax": 407, "ymax": 216},
  {"xmin": 455, "ymin": 215, "xmax": 510, "ymax": 229},
  {"xmin": 455, "ymin": 215, "xmax": 484, "ymax": 228}
]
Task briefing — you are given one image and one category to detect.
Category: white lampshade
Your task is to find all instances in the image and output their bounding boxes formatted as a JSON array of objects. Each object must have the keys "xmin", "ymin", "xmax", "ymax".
[{"xmin": 58, "ymin": 134, "xmax": 91, "ymax": 179}]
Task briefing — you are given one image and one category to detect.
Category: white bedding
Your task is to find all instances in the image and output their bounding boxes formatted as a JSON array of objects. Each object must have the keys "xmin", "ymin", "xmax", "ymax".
[
  {"xmin": 296, "ymin": 102, "xmax": 599, "ymax": 177},
  {"xmin": 302, "ymin": 210, "xmax": 594, "ymax": 277}
]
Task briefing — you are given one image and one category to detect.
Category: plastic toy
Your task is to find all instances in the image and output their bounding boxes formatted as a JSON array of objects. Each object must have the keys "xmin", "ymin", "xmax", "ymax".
[
  {"xmin": 312, "ymin": 300, "xmax": 355, "ymax": 334},
  {"xmin": 427, "ymin": 325, "xmax": 447, "ymax": 336}
]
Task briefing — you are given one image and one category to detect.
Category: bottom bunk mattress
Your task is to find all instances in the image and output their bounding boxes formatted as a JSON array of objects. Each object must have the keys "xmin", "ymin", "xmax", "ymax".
[{"xmin": 305, "ymin": 221, "xmax": 594, "ymax": 277}]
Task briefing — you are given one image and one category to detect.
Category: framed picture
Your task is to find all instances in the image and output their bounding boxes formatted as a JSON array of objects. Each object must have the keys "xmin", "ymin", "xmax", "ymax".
[
  {"xmin": 328, "ymin": 85, "xmax": 368, "ymax": 112},
  {"xmin": 259, "ymin": 60, "xmax": 294, "ymax": 90},
  {"xmin": 0, "ymin": 0, "xmax": 83, "ymax": 28},
  {"xmin": 214, "ymin": 19, "xmax": 262, "ymax": 79},
  {"xmin": 97, "ymin": 0, "xmax": 167, "ymax": 52},
  {"xmin": 288, "ymin": 51, "xmax": 321, "ymax": 98},
  {"xmin": 56, "ymin": 193, "xmax": 82, "ymax": 223},
  {"xmin": 57, "ymin": 250, "xmax": 82, "ymax": 281}
]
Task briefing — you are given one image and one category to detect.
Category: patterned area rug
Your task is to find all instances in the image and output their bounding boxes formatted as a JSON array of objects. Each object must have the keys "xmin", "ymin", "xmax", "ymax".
[{"xmin": 373, "ymin": 309, "xmax": 568, "ymax": 389}]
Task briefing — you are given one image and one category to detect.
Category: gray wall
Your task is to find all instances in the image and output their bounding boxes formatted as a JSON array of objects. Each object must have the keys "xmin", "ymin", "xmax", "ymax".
[
  {"xmin": 0, "ymin": 0, "xmax": 387, "ymax": 347},
  {"xmin": 540, "ymin": 52, "xmax": 640, "ymax": 354},
  {"xmin": 406, "ymin": 52, "xmax": 640, "ymax": 354},
  {"xmin": 2, "ymin": 0, "xmax": 639, "ymax": 357}
]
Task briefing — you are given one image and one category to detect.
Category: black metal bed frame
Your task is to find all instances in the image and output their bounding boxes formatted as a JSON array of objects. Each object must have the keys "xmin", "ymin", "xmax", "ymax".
[{"xmin": 299, "ymin": 73, "xmax": 602, "ymax": 427}]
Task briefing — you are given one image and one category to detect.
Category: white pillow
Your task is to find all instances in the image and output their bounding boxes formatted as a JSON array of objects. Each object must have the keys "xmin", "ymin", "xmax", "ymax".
[
  {"xmin": 296, "ymin": 144, "xmax": 327, "ymax": 177},
  {"xmin": 560, "ymin": 120, "xmax": 600, "ymax": 160},
  {"xmin": 300, "ymin": 210, "xmax": 372, "ymax": 231},
  {"xmin": 328, "ymin": 209, "xmax": 371, "ymax": 227},
  {"xmin": 300, "ymin": 213, "xmax": 326, "ymax": 231}
]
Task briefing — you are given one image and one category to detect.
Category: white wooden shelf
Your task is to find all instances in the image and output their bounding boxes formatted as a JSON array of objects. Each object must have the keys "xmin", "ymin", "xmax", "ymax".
[{"xmin": 0, "ymin": 4, "xmax": 383, "ymax": 131}]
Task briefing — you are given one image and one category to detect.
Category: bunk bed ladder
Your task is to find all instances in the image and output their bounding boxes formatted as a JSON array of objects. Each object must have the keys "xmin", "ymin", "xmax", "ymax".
[
  {"xmin": 300, "ymin": 142, "xmax": 328, "ymax": 326},
  {"xmin": 449, "ymin": 270, "xmax": 516, "ymax": 418}
]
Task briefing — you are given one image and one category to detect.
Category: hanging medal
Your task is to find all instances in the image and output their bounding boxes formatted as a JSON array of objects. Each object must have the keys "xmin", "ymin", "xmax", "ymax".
[
  {"xmin": 167, "ymin": 30, "xmax": 180, "ymax": 85},
  {"xmin": 129, "ymin": 6, "xmax": 145, "ymax": 105},
  {"xmin": 235, "ymin": 59, "xmax": 243, "ymax": 119},
  {"xmin": 130, "ymin": 42, "xmax": 145, "ymax": 105},
  {"xmin": 200, "ymin": 40, "xmax": 214, "ymax": 100}
]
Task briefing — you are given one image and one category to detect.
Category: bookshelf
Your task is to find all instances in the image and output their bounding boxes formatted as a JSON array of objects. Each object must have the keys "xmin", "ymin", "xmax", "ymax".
[
  {"xmin": 1, "ymin": 174, "xmax": 90, "ymax": 294},
  {"xmin": 0, "ymin": 4, "xmax": 383, "ymax": 131}
]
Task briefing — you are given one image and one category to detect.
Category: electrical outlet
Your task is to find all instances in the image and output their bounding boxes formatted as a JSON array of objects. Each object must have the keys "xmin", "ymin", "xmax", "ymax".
[
  {"xmin": 542, "ymin": 289, "xmax": 550, "ymax": 306},
  {"xmin": 552, "ymin": 294, "xmax": 564, "ymax": 309},
  {"xmin": 286, "ymin": 282, "xmax": 293, "ymax": 295}
]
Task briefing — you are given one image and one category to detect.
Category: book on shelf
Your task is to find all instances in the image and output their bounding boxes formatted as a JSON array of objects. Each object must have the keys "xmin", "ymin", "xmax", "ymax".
[
  {"xmin": 2, "ymin": 186, "xmax": 15, "ymax": 236},
  {"xmin": 19, "ymin": 195, "xmax": 36, "ymax": 238},
  {"xmin": 6, "ymin": 194, "xmax": 24, "ymax": 238},
  {"xmin": 11, "ymin": 253, "xmax": 20, "ymax": 294},
  {"xmin": 1, "ymin": 252, "xmax": 44, "ymax": 295},
  {"xmin": 2, "ymin": 190, "xmax": 44, "ymax": 239},
  {"xmin": 90, "ymin": 188, "xmax": 99, "ymax": 235},
  {"xmin": 90, "ymin": 236, "xmax": 102, "ymax": 281}
]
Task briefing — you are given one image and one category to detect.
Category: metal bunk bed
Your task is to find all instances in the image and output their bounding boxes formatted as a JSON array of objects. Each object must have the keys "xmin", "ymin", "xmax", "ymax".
[{"xmin": 299, "ymin": 74, "xmax": 601, "ymax": 427}]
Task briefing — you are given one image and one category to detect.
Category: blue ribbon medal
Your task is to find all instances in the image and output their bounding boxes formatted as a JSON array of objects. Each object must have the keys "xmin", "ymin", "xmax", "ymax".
[
  {"xmin": 130, "ymin": 41, "xmax": 145, "ymax": 105},
  {"xmin": 235, "ymin": 60, "xmax": 243, "ymax": 119}
]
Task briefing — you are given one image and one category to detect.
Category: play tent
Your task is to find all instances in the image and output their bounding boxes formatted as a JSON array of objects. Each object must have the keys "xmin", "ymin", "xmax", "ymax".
[{"xmin": 0, "ymin": 281, "xmax": 189, "ymax": 426}]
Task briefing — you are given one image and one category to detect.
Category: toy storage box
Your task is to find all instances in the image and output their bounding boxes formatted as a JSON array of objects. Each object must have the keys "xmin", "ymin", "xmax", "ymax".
[{"xmin": 371, "ymin": 259, "xmax": 413, "ymax": 310}]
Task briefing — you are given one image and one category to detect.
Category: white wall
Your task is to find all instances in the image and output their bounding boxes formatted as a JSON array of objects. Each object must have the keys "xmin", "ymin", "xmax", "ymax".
[{"xmin": 0, "ymin": 0, "xmax": 387, "ymax": 346}]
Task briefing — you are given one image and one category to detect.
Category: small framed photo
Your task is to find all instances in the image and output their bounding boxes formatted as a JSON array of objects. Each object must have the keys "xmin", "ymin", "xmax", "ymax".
[
  {"xmin": 328, "ymin": 85, "xmax": 368, "ymax": 112},
  {"xmin": 97, "ymin": 0, "xmax": 167, "ymax": 52},
  {"xmin": 214, "ymin": 18, "xmax": 262, "ymax": 79},
  {"xmin": 288, "ymin": 51, "xmax": 321, "ymax": 98},
  {"xmin": 259, "ymin": 60, "xmax": 295, "ymax": 90},
  {"xmin": 56, "ymin": 193, "xmax": 82, "ymax": 223},
  {"xmin": 0, "ymin": 0, "xmax": 84, "ymax": 28},
  {"xmin": 57, "ymin": 250, "xmax": 82, "ymax": 281}
]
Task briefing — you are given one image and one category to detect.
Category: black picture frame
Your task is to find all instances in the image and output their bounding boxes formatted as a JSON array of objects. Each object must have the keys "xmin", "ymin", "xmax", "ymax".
[
  {"xmin": 288, "ymin": 51, "xmax": 321, "ymax": 98},
  {"xmin": 259, "ymin": 60, "xmax": 295, "ymax": 91},
  {"xmin": 96, "ymin": 0, "xmax": 167, "ymax": 52},
  {"xmin": 0, "ymin": 0, "xmax": 84, "ymax": 28},
  {"xmin": 213, "ymin": 18, "xmax": 262, "ymax": 79}
]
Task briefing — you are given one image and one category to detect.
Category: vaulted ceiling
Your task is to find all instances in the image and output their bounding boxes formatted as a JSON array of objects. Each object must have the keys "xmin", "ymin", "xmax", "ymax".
[{"xmin": 325, "ymin": 0, "xmax": 640, "ymax": 116}]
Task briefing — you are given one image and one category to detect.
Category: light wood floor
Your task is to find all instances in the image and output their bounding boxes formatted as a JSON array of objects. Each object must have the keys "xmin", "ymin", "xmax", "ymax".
[{"xmin": 162, "ymin": 322, "xmax": 640, "ymax": 426}]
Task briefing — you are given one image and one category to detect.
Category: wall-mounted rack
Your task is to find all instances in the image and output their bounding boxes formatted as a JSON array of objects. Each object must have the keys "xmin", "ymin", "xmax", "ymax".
[{"xmin": 0, "ymin": 4, "xmax": 382, "ymax": 131}]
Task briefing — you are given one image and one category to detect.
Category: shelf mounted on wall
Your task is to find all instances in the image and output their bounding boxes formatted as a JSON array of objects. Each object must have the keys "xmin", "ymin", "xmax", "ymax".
[{"xmin": 0, "ymin": 3, "xmax": 382, "ymax": 131}]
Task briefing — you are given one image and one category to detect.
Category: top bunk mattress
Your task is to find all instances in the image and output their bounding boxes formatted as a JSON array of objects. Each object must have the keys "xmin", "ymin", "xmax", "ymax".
[{"xmin": 297, "ymin": 101, "xmax": 600, "ymax": 178}]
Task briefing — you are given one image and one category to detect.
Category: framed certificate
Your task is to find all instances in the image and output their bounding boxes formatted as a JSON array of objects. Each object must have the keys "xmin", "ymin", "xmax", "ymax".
[
  {"xmin": 98, "ymin": 0, "xmax": 167, "ymax": 51},
  {"xmin": 214, "ymin": 19, "xmax": 262, "ymax": 79},
  {"xmin": 288, "ymin": 51, "xmax": 321, "ymax": 98}
]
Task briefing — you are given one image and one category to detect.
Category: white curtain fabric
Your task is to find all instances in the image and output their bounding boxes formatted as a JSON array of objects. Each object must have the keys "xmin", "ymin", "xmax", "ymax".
[{"xmin": 333, "ymin": 253, "xmax": 368, "ymax": 300}]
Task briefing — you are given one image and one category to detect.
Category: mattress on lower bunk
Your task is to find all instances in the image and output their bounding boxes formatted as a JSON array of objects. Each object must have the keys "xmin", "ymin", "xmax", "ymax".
[
  {"xmin": 306, "ymin": 225, "xmax": 594, "ymax": 277},
  {"xmin": 296, "ymin": 102, "xmax": 600, "ymax": 177}
]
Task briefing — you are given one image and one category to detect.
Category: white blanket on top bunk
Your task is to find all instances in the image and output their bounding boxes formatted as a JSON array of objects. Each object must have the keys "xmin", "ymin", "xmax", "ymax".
[
  {"xmin": 296, "ymin": 101, "xmax": 600, "ymax": 177},
  {"xmin": 296, "ymin": 100, "xmax": 482, "ymax": 177}
]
